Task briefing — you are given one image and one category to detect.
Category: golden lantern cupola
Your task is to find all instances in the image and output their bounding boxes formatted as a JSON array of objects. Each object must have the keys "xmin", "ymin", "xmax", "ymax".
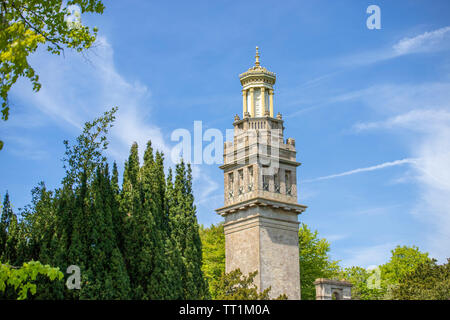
[{"xmin": 239, "ymin": 46, "xmax": 276, "ymax": 118}]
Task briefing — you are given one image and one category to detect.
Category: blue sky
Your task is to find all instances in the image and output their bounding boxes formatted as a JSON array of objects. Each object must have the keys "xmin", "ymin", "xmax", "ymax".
[{"xmin": 1, "ymin": 0, "xmax": 450, "ymax": 268}]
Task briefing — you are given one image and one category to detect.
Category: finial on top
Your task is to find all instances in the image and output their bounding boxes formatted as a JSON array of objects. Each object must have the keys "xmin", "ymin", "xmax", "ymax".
[{"xmin": 255, "ymin": 46, "xmax": 260, "ymax": 66}]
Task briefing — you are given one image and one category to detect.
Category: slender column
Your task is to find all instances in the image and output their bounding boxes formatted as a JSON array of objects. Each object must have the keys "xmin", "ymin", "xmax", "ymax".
[
  {"xmin": 250, "ymin": 88, "xmax": 255, "ymax": 117},
  {"xmin": 261, "ymin": 87, "xmax": 266, "ymax": 115},
  {"xmin": 242, "ymin": 90, "xmax": 248, "ymax": 117},
  {"xmin": 269, "ymin": 89, "xmax": 274, "ymax": 117}
]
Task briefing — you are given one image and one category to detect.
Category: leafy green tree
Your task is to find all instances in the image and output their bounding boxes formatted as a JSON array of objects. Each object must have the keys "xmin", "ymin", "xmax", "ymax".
[
  {"xmin": 199, "ymin": 223, "xmax": 225, "ymax": 299},
  {"xmin": 380, "ymin": 245, "xmax": 432, "ymax": 298},
  {"xmin": 213, "ymin": 269, "xmax": 287, "ymax": 300},
  {"xmin": 23, "ymin": 182, "xmax": 75, "ymax": 300},
  {"xmin": 380, "ymin": 245, "xmax": 431, "ymax": 284},
  {"xmin": 0, "ymin": 260, "xmax": 63, "ymax": 300},
  {"xmin": 390, "ymin": 258, "xmax": 450, "ymax": 300},
  {"xmin": 62, "ymin": 107, "xmax": 118, "ymax": 185},
  {"xmin": 22, "ymin": 183, "xmax": 56, "ymax": 264},
  {"xmin": 298, "ymin": 223, "xmax": 340, "ymax": 300},
  {"xmin": 340, "ymin": 245, "xmax": 433, "ymax": 300},
  {"xmin": 21, "ymin": 107, "xmax": 130, "ymax": 300},
  {"xmin": 1, "ymin": 109, "xmax": 216, "ymax": 300},
  {"xmin": 62, "ymin": 111, "xmax": 132, "ymax": 299},
  {"xmin": 0, "ymin": 0, "xmax": 105, "ymax": 150},
  {"xmin": 214, "ymin": 269, "xmax": 271, "ymax": 300},
  {"xmin": 338, "ymin": 266, "xmax": 384, "ymax": 300}
]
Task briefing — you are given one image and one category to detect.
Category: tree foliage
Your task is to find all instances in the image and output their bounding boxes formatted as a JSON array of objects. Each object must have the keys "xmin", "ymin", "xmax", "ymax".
[
  {"xmin": 298, "ymin": 223, "xmax": 340, "ymax": 300},
  {"xmin": 168, "ymin": 160, "xmax": 209, "ymax": 299},
  {"xmin": 213, "ymin": 269, "xmax": 288, "ymax": 300},
  {"xmin": 379, "ymin": 245, "xmax": 432, "ymax": 299},
  {"xmin": 338, "ymin": 266, "xmax": 384, "ymax": 300},
  {"xmin": 0, "ymin": 0, "xmax": 105, "ymax": 150},
  {"xmin": 1, "ymin": 107, "xmax": 448, "ymax": 300},
  {"xmin": 390, "ymin": 258, "xmax": 450, "ymax": 300},
  {"xmin": 199, "ymin": 223, "xmax": 225, "ymax": 299},
  {"xmin": 380, "ymin": 245, "xmax": 431, "ymax": 284},
  {"xmin": 340, "ymin": 245, "xmax": 435, "ymax": 300},
  {"xmin": 62, "ymin": 106, "xmax": 118, "ymax": 185},
  {"xmin": 0, "ymin": 260, "xmax": 63, "ymax": 300},
  {"xmin": 213, "ymin": 269, "xmax": 271, "ymax": 300},
  {"xmin": 0, "ymin": 108, "xmax": 210, "ymax": 299}
]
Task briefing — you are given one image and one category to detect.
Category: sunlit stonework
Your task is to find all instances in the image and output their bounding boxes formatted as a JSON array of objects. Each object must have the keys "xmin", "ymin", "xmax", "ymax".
[{"xmin": 216, "ymin": 47, "xmax": 307, "ymax": 299}]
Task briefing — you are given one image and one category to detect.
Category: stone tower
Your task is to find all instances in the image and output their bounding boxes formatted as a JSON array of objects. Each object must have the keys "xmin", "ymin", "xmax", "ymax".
[{"xmin": 215, "ymin": 47, "xmax": 307, "ymax": 299}]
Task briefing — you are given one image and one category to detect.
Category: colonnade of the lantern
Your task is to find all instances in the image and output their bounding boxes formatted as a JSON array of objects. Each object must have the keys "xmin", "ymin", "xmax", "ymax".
[{"xmin": 242, "ymin": 87, "xmax": 274, "ymax": 118}]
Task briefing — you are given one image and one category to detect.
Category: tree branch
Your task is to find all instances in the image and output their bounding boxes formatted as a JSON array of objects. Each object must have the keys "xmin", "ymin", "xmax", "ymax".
[{"xmin": 9, "ymin": 0, "xmax": 64, "ymax": 52}]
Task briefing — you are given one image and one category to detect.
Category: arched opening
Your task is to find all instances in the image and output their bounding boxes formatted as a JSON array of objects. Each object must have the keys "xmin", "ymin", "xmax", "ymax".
[{"xmin": 332, "ymin": 291, "xmax": 341, "ymax": 300}]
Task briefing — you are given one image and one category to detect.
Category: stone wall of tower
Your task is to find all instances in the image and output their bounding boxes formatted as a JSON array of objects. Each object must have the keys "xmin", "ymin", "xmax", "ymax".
[
  {"xmin": 258, "ymin": 210, "xmax": 301, "ymax": 300},
  {"xmin": 223, "ymin": 205, "xmax": 301, "ymax": 299},
  {"xmin": 217, "ymin": 115, "xmax": 306, "ymax": 300},
  {"xmin": 222, "ymin": 117, "xmax": 300, "ymax": 207}
]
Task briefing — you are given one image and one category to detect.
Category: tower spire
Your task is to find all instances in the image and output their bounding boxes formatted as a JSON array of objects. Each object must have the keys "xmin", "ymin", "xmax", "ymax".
[{"xmin": 255, "ymin": 46, "xmax": 260, "ymax": 66}]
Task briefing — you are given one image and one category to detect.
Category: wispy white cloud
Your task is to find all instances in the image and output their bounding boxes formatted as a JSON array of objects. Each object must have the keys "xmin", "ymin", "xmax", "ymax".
[
  {"xmin": 304, "ymin": 158, "xmax": 418, "ymax": 183},
  {"xmin": 341, "ymin": 242, "xmax": 398, "ymax": 269},
  {"xmin": 393, "ymin": 26, "xmax": 450, "ymax": 55},
  {"xmin": 352, "ymin": 204, "xmax": 404, "ymax": 216},
  {"xmin": 350, "ymin": 82, "xmax": 450, "ymax": 262},
  {"xmin": 287, "ymin": 77, "xmax": 450, "ymax": 120},
  {"xmin": 10, "ymin": 35, "xmax": 170, "ymax": 165},
  {"xmin": 354, "ymin": 109, "xmax": 450, "ymax": 132},
  {"xmin": 295, "ymin": 79, "xmax": 450, "ymax": 263},
  {"xmin": 3, "ymin": 135, "xmax": 48, "ymax": 161},
  {"xmin": 191, "ymin": 165, "xmax": 220, "ymax": 201},
  {"xmin": 339, "ymin": 26, "xmax": 450, "ymax": 67},
  {"xmin": 322, "ymin": 233, "xmax": 348, "ymax": 242}
]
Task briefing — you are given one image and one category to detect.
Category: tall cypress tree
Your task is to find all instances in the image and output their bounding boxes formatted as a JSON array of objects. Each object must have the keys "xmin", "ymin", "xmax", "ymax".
[
  {"xmin": 0, "ymin": 192, "xmax": 20, "ymax": 265},
  {"xmin": 111, "ymin": 162, "xmax": 120, "ymax": 196},
  {"xmin": 26, "ymin": 183, "xmax": 57, "ymax": 264},
  {"xmin": 139, "ymin": 141, "xmax": 168, "ymax": 299},
  {"xmin": 184, "ymin": 163, "xmax": 209, "ymax": 299},
  {"xmin": 0, "ymin": 192, "xmax": 13, "ymax": 259},
  {"xmin": 81, "ymin": 164, "xmax": 130, "ymax": 299},
  {"xmin": 121, "ymin": 142, "xmax": 153, "ymax": 299},
  {"xmin": 164, "ymin": 167, "xmax": 184, "ymax": 299},
  {"xmin": 111, "ymin": 161, "xmax": 125, "ymax": 255},
  {"xmin": 169, "ymin": 160, "xmax": 209, "ymax": 299},
  {"xmin": 25, "ymin": 184, "xmax": 66, "ymax": 300},
  {"xmin": 1, "ymin": 108, "xmax": 212, "ymax": 300}
]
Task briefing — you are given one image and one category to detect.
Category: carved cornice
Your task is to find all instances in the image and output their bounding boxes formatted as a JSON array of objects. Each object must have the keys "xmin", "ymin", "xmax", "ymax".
[
  {"xmin": 219, "ymin": 155, "xmax": 301, "ymax": 170},
  {"xmin": 216, "ymin": 197, "xmax": 307, "ymax": 216},
  {"xmin": 239, "ymin": 65, "xmax": 276, "ymax": 87},
  {"xmin": 313, "ymin": 278, "xmax": 353, "ymax": 287}
]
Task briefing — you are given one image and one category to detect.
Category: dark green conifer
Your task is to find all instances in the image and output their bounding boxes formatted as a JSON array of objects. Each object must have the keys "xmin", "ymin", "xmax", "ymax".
[
  {"xmin": 1, "ymin": 193, "xmax": 20, "ymax": 265},
  {"xmin": 0, "ymin": 192, "xmax": 13, "ymax": 259},
  {"xmin": 139, "ymin": 141, "xmax": 166, "ymax": 299},
  {"xmin": 169, "ymin": 161, "xmax": 209, "ymax": 299},
  {"xmin": 121, "ymin": 142, "xmax": 152, "ymax": 299}
]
